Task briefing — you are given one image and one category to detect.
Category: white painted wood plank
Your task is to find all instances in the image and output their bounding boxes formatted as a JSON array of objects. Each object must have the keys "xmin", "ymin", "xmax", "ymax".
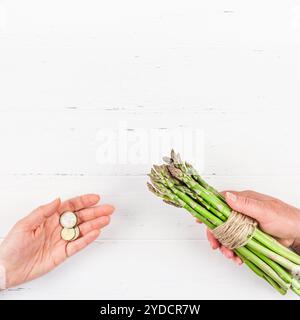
[
  {"xmin": 0, "ymin": 1, "xmax": 299, "ymax": 111},
  {"xmin": 0, "ymin": 0, "xmax": 299, "ymax": 301},
  {"xmin": 0, "ymin": 110, "xmax": 300, "ymax": 176},
  {"xmin": 0, "ymin": 240, "xmax": 296, "ymax": 300},
  {"xmin": 1, "ymin": 175, "xmax": 300, "ymax": 240}
]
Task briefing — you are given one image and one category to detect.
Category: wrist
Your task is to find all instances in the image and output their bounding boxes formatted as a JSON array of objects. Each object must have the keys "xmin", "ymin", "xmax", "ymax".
[
  {"xmin": 0, "ymin": 263, "xmax": 19, "ymax": 290},
  {"xmin": 0, "ymin": 264, "xmax": 6, "ymax": 290},
  {"xmin": 0, "ymin": 250, "xmax": 15, "ymax": 289}
]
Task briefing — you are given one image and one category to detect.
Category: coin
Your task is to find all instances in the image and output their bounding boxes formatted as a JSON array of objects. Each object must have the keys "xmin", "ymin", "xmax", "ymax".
[
  {"xmin": 61, "ymin": 228, "xmax": 76, "ymax": 241},
  {"xmin": 59, "ymin": 211, "xmax": 78, "ymax": 229},
  {"xmin": 72, "ymin": 226, "xmax": 80, "ymax": 241}
]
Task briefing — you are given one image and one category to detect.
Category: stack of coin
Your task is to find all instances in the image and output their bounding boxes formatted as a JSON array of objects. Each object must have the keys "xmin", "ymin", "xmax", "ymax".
[{"xmin": 59, "ymin": 211, "xmax": 80, "ymax": 241}]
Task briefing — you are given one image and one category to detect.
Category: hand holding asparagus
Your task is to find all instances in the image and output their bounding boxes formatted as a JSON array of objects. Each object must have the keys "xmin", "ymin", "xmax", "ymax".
[
  {"xmin": 147, "ymin": 150, "xmax": 300, "ymax": 296},
  {"xmin": 206, "ymin": 190, "xmax": 300, "ymax": 263}
]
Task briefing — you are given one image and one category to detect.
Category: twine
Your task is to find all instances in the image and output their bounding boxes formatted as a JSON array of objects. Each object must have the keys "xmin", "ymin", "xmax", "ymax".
[{"xmin": 212, "ymin": 211, "xmax": 257, "ymax": 250}]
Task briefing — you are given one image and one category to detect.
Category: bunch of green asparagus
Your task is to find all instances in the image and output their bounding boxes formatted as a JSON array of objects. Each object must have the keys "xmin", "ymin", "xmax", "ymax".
[{"xmin": 147, "ymin": 150, "xmax": 300, "ymax": 296}]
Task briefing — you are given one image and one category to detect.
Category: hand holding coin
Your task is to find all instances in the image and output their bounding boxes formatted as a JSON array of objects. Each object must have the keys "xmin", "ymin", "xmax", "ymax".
[
  {"xmin": 60, "ymin": 211, "xmax": 80, "ymax": 241},
  {"xmin": 0, "ymin": 194, "xmax": 114, "ymax": 289}
]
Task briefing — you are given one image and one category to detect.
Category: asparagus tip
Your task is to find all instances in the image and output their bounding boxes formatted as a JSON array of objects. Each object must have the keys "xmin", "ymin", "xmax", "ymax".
[
  {"xmin": 151, "ymin": 168, "xmax": 160, "ymax": 178},
  {"xmin": 153, "ymin": 164, "xmax": 160, "ymax": 172},
  {"xmin": 185, "ymin": 161, "xmax": 192, "ymax": 168},
  {"xmin": 168, "ymin": 164, "xmax": 184, "ymax": 180},
  {"xmin": 170, "ymin": 149, "xmax": 176, "ymax": 159},
  {"xmin": 147, "ymin": 182, "xmax": 155, "ymax": 192},
  {"xmin": 147, "ymin": 182, "xmax": 162, "ymax": 197},
  {"xmin": 170, "ymin": 149, "xmax": 181, "ymax": 165},
  {"xmin": 163, "ymin": 199, "xmax": 182, "ymax": 208},
  {"xmin": 163, "ymin": 156, "xmax": 172, "ymax": 164},
  {"xmin": 176, "ymin": 152, "xmax": 182, "ymax": 164}
]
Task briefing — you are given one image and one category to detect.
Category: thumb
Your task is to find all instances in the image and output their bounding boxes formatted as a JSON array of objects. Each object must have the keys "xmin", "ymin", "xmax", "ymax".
[
  {"xmin": 24, "ymin": 198, "xmax": 61, "ymax": 230},
  {"xmin": 225, "ymin": 192, "xmax": 265, "ymax": 221}
]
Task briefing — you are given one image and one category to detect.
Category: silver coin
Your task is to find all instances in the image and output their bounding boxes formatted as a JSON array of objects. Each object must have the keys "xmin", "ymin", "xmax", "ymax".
[
  {"xmin": 61, "ymin": 228, "xmax": 76, "ymax": 241},
  {"xmin": 59, "ymin": 211, "xmax": 78, "ymax": 229},
  {"xmin": 72, "ymin": 226, "xmax": 80, "ymax": 241}
]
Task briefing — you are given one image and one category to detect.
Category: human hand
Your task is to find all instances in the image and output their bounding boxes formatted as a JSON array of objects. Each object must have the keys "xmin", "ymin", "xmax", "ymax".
[
  {"xmin": 202, "ymin": 190, "xmax": 300, "ymax": 265},
  {"xmin": 0, "ymin": 194, "xmax": 114, "ymax": 289}
]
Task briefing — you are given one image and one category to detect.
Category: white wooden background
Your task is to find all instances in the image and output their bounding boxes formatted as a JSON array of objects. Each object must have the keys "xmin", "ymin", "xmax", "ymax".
[{"xmin": 1, "ymin": 0, "xmax": 300, "ymax": 300}]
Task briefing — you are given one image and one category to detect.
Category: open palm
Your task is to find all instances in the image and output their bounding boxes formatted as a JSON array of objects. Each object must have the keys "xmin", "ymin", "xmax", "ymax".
[{"xmin": 0, "ymin": 194, "xmax": 114, "ymax": 288}]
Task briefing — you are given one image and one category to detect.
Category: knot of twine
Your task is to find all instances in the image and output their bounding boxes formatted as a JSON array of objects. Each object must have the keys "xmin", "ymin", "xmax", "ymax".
[{"xmin": 212, "ymin": 211, "xmax": 257, "ymax": 250}]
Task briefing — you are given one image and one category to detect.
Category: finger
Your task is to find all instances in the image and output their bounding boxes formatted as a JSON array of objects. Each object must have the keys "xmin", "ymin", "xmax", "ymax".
[
  {"xmin": 225, "ymin": 192, "xmax": 266, "ymax": 221},
  {"xmin": 24, "ymin": 198, "xmax": 61, "ymax": 230},
  {"xmin": 220, "ymin": 191, "xmax": 228, "ymax": 197},
  {"xmin": 206, "ymin": 229, "xmax": 220, "ymax": 249},
  {"xmin": 66, "ymin": 229, "xmax": 100, "ymax": 257},
  {"xmin": 276, "ymin": 238, "xmax": 293, "ymax": 248},
  {"xmin": 220, "ymin": 190, "xmax": 249, "ymax": 198},
  {"xmin": 60, "ymin": 194, "xmax": 100, "ymax": 214},
  {"xmin": 77, "ymin": 204, "xmax": 114, "ymax": 224},
  {"xmin": 233, "ymin": 255, "xmax": 243, "ymax": 265},
  {"xmin": 79, "ymin": 216, "xmax": 111, "ymax": 236},
  {"xmin": 221, "ymin": 190, "xmax": 275, "ymax": 201},
  {"xmin": 239, "ymin": 190, "xmax": 276, "ymax": 201},
  {"xmin": 220, "ymin": 246, "xmax": 234, "ymax": 259}
]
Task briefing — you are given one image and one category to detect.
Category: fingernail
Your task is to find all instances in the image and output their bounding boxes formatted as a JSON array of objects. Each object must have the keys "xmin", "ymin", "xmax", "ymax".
[
  {"xmin": 90, "ymin": 194, "xmax": 100, "ymax": 203},
  {"xmin": 226, "ymin": 192, "xmax": 237, "ymax": 202},
  {"xmin": 234, "ymin": 256, "xmax": 243, "ymax": 265}
]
